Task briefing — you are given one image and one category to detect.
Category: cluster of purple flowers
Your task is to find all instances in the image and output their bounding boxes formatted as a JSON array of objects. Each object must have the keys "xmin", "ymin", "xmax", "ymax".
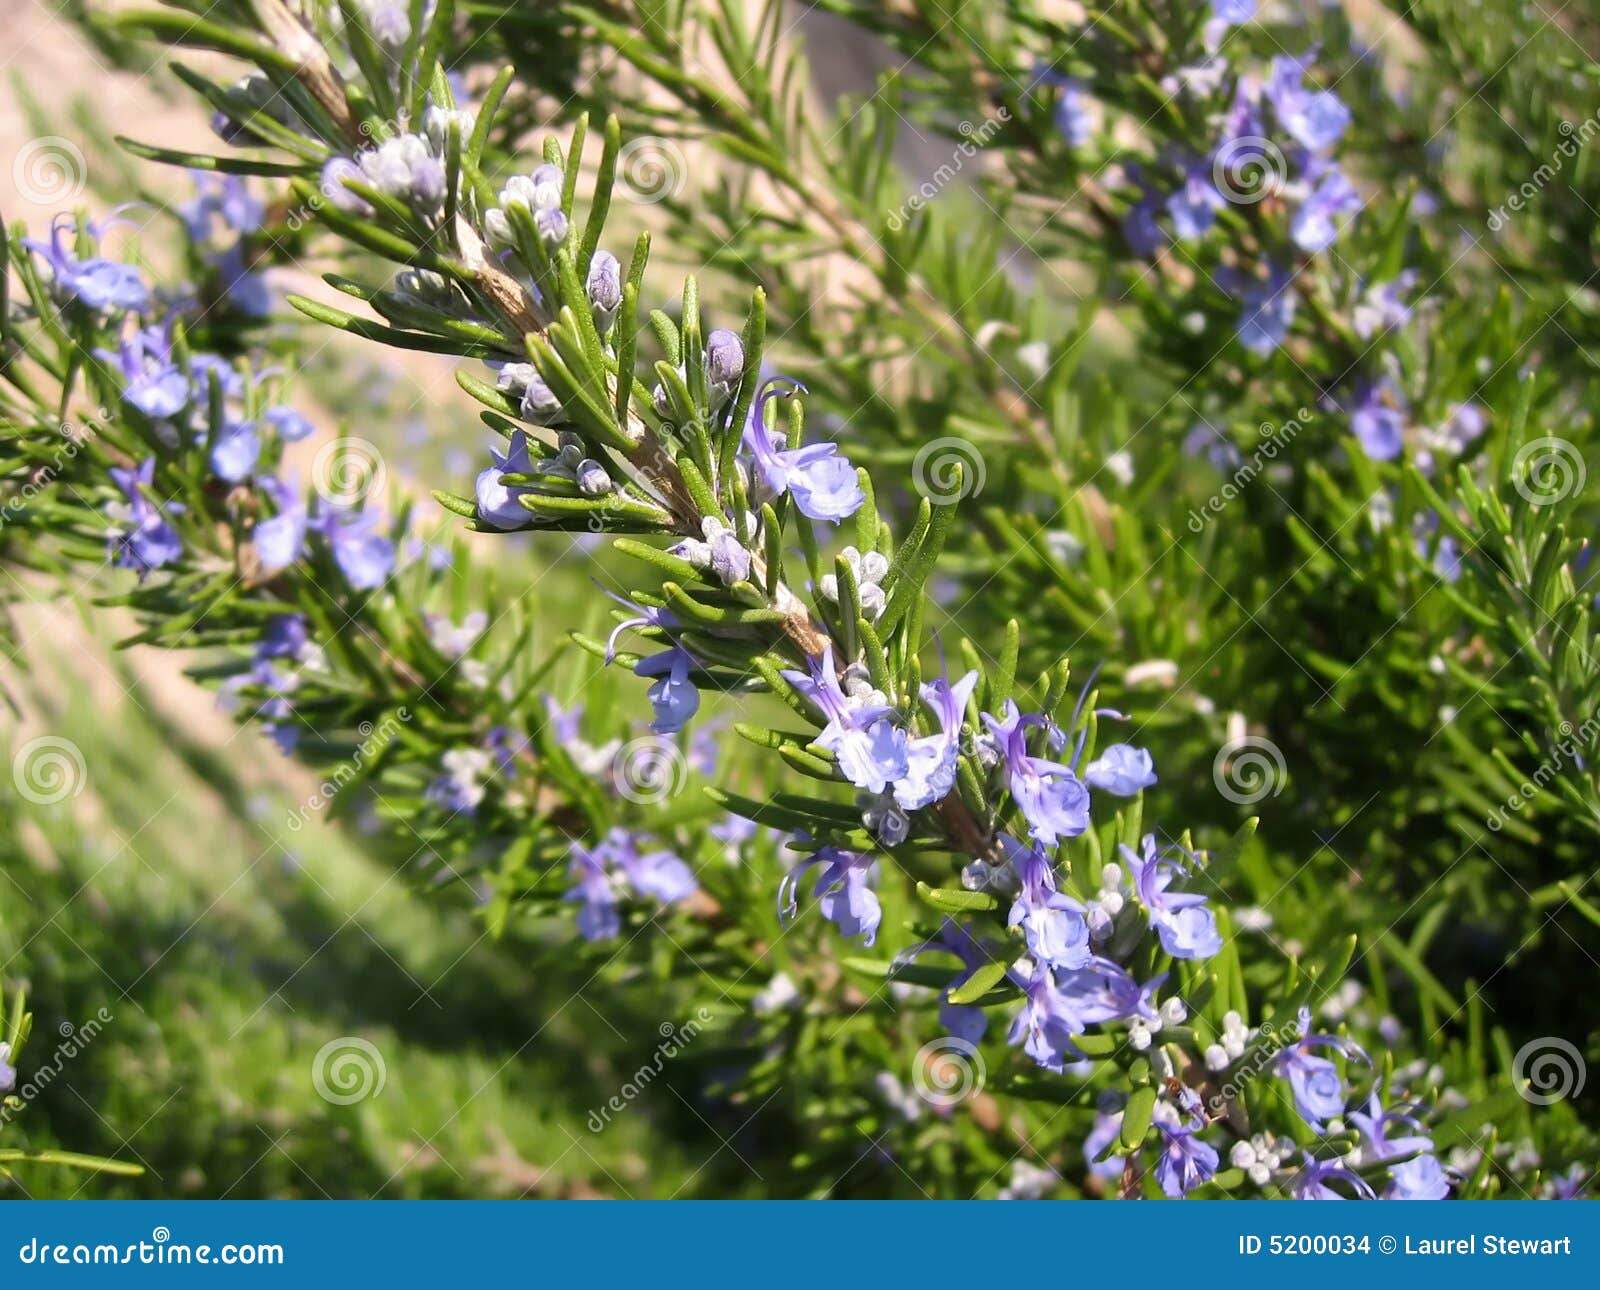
[
  {"xmin": 27, "ymin": 196, "xmax": 403, "ymax": 592},
  {"xmin": 178, "ymin": 172, "xmax": 272, "ymax": 317},
  {"xmin": 565, "ymin": 828, "xmax": 698, "ymax": 941}
]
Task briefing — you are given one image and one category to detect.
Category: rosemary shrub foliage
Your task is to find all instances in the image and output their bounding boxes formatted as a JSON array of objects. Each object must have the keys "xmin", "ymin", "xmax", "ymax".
[{"xmin": 0, "ymin": 0, "xmax": 1593, "ymax": 1195}]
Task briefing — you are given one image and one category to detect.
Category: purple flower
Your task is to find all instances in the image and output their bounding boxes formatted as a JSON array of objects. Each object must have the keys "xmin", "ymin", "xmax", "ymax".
[
  {"xmin": 1352, "ymin": 272, "xmax": 1417, "ymax": 339},
  {"xmin": 634, "ymin": 645, "xmax": 700, "ymax": 733},
  {"xmin": 475, "ymin": 430, "xmax": 536, "ymax": 530},
  {"xmin": 257, "ymin": 614, "xmax": 309, "ymax": 660},
  {"xmin": 983, "ymin": 701, "xmax": 1090, "ymax": 845},
  {"xmin": 606, "ymin": 828, "xmax": 698, "ymax": 903},
  {"xmin": 1266, "ymin": 56, "xmax": 1351, "ymax": 153},
  {"xmin": 1155, "ymin": 1118, "xmax": 1220, "ymax": 1197},
  {"xmin": 566, "ymin": 840, "xmax": 621, "ymax": 941},
  {"xmin": 99, "ymin": 326, "xmax": 187, "ymax": 419},
  {"xmin": 0, "ymin": 1042, "xmax": 15, "ymax": 1095},
  {"xmin": 1120, "ymin": 165, "xmax": 1164, "ymax": 258},
  {"xmin": 319, "ymin": 508, "xmax": 395, "ymax": 589},
  {"xmin": 23, "ymin": 211, "xmax": 149, "ymax": 314},
  {"xmin": 1288, "ymin": 1150, "xmax": 1376, "ymax": 1200},
  {"xmin": 1084, "ymin": 1101, "xmax": 1125, "ymax": 1180},
  {"xmin": 187, "ymin": 353, "xmax": 246, "ymax": 402},
  {"xmin": 426, "ymin": 746, "xmax": 494, "ymax": 815},
  {"xmin": 1054, "ymin": 78, "xmax": 1092, "ymax": 147},
  {"xmin": 1167, "ymin": 161, "xmax": 1225, "ymax": 240},
  {"xmin": 264, "ymin": 405, "xmax": 315, "ymax": 442},
  {"xmin": 1349, "ymin": 378, "xmax": 1406, "ymax": 460},
  {"xmin": 179, "ymin": 172, "xmax": 264, "ymax": 241},
  {"xmin": 1291, "ymin": 159, "xmax": 1362, "ymax": 252},
  {"xmin": 779, "ymin": 846, "xmax": 880, "ymax": 945},
  {"xmin": 1004, "ymin": 834, "xmax": 1092, "ymax": 968},
  {"xmin": 894, "ymin": 668, "xmax": 978, "ymax": 810},
  {"xmin": 1349, "ymin": 1085, "xmax": 1449, "ymax": 1199},
  {"xmin": 1386, "ymin": 1154, "xmax": 1450, "ymax": 1200},
  {"xmin": 213, "ymin": 243, "xmax": 273, "ymax": 317},
  {"xmin": 741, "ymin": 381, "xmax": 863, "ymax": 523},
  {"xmin": 1273, "ymin": 1006, "xmax": 1367, "ymax": 1130},
  {"xmin": 210, "ymin": 418, "xmax": 260, "ymax": 483},
  {"xmin": 564, "ymin": 830, "xmax": 698, "ymax": 940},
  {"xmin": 320, "ymin": 157, "xmax": 374, "ymax": 216},
  {"xmin": 106, "ymin": 459, "xmax": 183, "ymax": 576},
  {"xmin": 254, "ymin": 476, "xmax": 309, "ymax": 574},
  {"xmin": 1119, "ymin": 834, "xmax": 1223, "ymax": 959},
  {"xmin": 598, "ymin": 584, "xmax": 681, "ymax": 664},
  {"xmin": 1083, "ymin": 743, "xmax": 1156, "ymax": 796},
  {"xmin": 896, "ymin": 919, "xmax": 999, "ymax": 1043},
  {"xmin": 1007, "ymin": 957, "xmax": 1157, "ymax": 1072},
  {"xmin": 1218, "ymin": 264, "xmax": 1297, "ymax": 355},
  {"xmin": 783, "ymin": 646, "xmax": 908, "ymax": 795}
]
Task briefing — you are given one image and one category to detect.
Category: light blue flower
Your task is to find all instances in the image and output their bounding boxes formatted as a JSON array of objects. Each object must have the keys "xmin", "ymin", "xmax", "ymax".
[
  {"xmin": 983, "ymin": 701, "xmax": 1090, "ymax": 845},
  {"xmin": 779, "ymin": 846, "xmax": 881, "ymax": 945},
  {"xmin": 1083, "ymin": 743, "xmax": 1156, "ymax": 796}
]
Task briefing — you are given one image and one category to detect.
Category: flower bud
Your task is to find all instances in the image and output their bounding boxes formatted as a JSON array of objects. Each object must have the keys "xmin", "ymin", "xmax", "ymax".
[
  {"xmin": 320, "ymin": 157, "xmax": 372, "ymax": 216},
  {"xmin": 483, "ymin": 207, "xmax": 515, "ymax": 248},
  {"xmin": 704, "ymin": 328, "xmax": 744, "ymax": 396},
  {"xmin": 534, "ymin": 207, "xmax": 568, "ymax": 245},
  {"xmin": 575, "ymin": 459, "xmax": 612, "ymax": 496},
  {"xmin": 586, "ymin": 250, "xmax": 622, "ymax": 327},
  {"xmin": 363, "ymin": 0, "xmax": 410, "ymax": 45}
]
